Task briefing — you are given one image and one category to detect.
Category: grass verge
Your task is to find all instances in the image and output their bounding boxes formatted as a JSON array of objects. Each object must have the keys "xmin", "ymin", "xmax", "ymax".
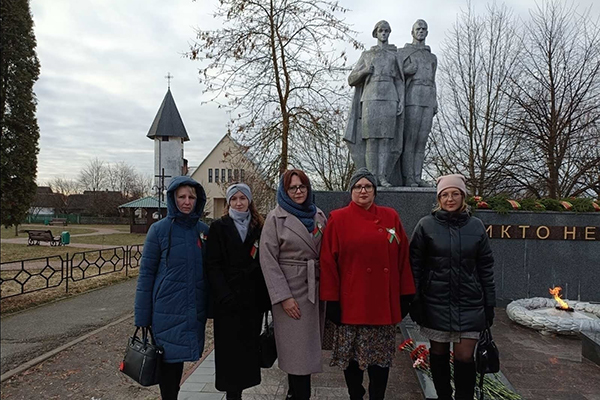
[
  {"xmin": 2, "ymin": 225, "xmax": 97, "ymax": 239},
  {"xmin": 70, "ymin": 234, "xmax": 146, "ymax": 246},
  {"xmin": 1, "ymin": 243, "xmax": 98, "ymax": 263},
  {"xmin": 0, "ymin": 268, "xmax": 140, "ymax": 316}
]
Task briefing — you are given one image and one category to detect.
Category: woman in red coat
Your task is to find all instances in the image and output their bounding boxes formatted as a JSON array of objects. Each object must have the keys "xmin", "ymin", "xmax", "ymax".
[{"xmin": 320, "ymin": 168, "xmax": 415, "ymax": 400}]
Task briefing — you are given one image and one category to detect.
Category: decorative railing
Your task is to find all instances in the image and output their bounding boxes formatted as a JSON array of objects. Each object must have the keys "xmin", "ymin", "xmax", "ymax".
[{"xmin": 0, "ymin": 245, "xmax": 143, "ymax": 299}]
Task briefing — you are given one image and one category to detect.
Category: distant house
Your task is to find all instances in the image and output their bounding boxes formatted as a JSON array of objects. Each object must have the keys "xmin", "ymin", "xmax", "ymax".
[
  {"xmin": 190, "ymin": 133, "xmax": 274, "ymax": 219},
  {"xmin": 66, "ymin": 190, "xmax": 128, "ymax": 217},
  {"xmin": 28, "ymin": 186, "xmax": 66, "ymax": 218}
]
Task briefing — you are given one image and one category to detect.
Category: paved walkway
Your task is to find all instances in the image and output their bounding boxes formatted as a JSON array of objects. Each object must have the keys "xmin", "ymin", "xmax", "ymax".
[{"xmin": 179, "ymin": 337, "xmax": 423, "ymax": 400}]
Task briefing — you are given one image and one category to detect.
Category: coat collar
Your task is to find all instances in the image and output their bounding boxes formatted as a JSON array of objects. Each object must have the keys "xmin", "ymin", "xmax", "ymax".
[
  {"xmin": 222, "ymin": 215, "xmax": 257, "ymax": 245},
  {"xmin": 275, "ymin": 205, "xmax": 324, "ymax": 254},
  {"xmin": 349, "ymin": 200, "xmax": 379, "ymax": 221}
]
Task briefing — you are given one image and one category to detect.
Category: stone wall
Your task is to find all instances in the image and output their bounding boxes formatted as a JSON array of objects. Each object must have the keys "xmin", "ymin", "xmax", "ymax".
[{"xmin": 314, "ymin": 190, "xmax": 600, "ymax": 303}]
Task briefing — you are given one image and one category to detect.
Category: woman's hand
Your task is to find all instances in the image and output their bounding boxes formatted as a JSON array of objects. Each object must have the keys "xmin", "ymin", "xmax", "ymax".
[{"xmin": 282, "ymin": 298, "xmax": 301, "ymax": 320}]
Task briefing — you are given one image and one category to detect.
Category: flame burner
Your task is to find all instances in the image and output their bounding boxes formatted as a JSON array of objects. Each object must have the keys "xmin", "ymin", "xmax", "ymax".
[
  {"xmin": 556, "ymin": 306, "xmax": 574, "ymax": 312},
  {"xmin": 507, "ymin": 298, "xmax": 600, "ymax": 335}
]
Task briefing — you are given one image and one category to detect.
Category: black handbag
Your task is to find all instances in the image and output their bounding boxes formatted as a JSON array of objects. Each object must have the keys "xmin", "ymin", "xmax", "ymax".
[
  {"xmin": 120, "ymin": 326, "xmax": 164, "ymax": 386},
  {"xmin": 259, "ymin": 311, "xmax": 277, "ymax": 368},
  {"xmin": 475, "ymin": 326, "xmax": 500, "ymax": 400}
]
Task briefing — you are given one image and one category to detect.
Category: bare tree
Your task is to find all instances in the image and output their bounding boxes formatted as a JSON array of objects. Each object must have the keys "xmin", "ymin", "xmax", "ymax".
[
  {"xmin": 428, "ymin": 2, "xmax": 522, "ymax": 196},
  {"xmin": 505, "ymin": 1, "xmax": 600, "ymax": 198},
  {"xmin": 294, "ymin": 98, "xmax": 355, "ymax": 190},
  {"xmin": 48, "ymin": 177, "xmax": 81, "ymax": 196},
  {"xmin": 78, "ymin": 158, "xmax": 108, "ymax": 192},
  {"xmin": 189, "ymin": 0, "xmax": 362, "ymax": 177}
]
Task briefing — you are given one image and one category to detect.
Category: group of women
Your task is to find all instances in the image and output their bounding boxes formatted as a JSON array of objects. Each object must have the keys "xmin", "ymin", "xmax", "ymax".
[{"xmin": 134, "ymin": 169, "xmax": 496, "ymax": 400}]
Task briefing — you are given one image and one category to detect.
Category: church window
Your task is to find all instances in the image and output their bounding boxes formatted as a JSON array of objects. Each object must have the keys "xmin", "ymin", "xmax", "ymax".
[
  {"xmin": 240, "ymin": 169, "xmax": 245, "ymax": 181},
  {"xmin": 215, "ymin": 169, "xmax": 219, "ymax": 183},
  {"xmin": 161, "ymin": 136, "xmax": 169, "ymax": 141},
  {"xmin": 234, "ymin": 169, "xmax": 239, "ymax": 181},
  {"xmin": 228, "ymin": 169, "xmax": 233, "ymax": 182},
  {"xmin": 221, "ymin": 169, "xmax": 226, "ymax": 182},
  {"xmin": 208, "ymin": 169, "xmax": 213, "ymax": 183}
]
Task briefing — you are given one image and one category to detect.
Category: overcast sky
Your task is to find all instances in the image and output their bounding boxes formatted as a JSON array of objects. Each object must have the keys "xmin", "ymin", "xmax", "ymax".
[{"xmin": 30, "ymin": 0, "xmax": 599, "ymax": 185}]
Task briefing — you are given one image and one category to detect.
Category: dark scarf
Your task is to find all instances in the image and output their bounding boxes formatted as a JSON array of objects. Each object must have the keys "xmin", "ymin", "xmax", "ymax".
[{"xmin": 277, "ymin": 177, "xmax": 317, "ymax": 232}]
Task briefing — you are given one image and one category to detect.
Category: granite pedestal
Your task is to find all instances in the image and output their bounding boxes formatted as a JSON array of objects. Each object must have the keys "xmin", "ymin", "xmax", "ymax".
[
  {"xmin": 314, "ymin": 187, "xmax": 437, "ymax": 236},
  {"xmin": 582, "ymin": 331, "xmax": 600, "ymax": 367}
]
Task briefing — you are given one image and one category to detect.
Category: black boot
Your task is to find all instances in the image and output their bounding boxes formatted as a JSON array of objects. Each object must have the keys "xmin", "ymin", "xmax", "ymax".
[
  {"xmin": 343, "ymin": 360, "xmax": 366, "ymax": 400},
  {"xmin": 226, "ymin": 391, "xmax": 242, "ymax": 400},
  {"xmin": 367, "ymin": 365, "xmax": 389, "ymax": 400},
  {"xmin": 430, "ymin": 353, "xmax": 453, "ymax": 400},
  {"xmin": 454, "ymin": 360, "xmax": 476, "ymax": 400},
  {"xmin": 288, "ymin": 374, "xmax": 311, "ymax": 400}
]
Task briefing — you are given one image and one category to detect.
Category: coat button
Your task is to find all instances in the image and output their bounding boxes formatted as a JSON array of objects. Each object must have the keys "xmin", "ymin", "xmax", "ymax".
[
  {"xmin": 384, "ymin": 268, "xmax": 389, "ymax": 273},
  {"xmin": 378, "ymin": 228, "xmax": 383, "ymax": 232},
  {"xmin": 367, "ymin": 268, "xmax": 372, "ymax": 273}
]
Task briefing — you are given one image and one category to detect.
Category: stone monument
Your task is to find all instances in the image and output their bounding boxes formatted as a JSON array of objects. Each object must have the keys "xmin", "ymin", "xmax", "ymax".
[
  {"xmin": 344, "ymin": 19, "xmax": 437, "ymax": 187},
  {"xmin": 344, "ymin": 20, "xmax": 404, "ymax": 187},
  {"xmin": 398, "ymin": 19, "xmax": 437, "ymax": 187}
]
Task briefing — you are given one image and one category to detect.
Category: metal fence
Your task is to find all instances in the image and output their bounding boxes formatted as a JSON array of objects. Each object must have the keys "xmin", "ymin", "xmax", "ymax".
[{"xmin": 0, "ymin": 245, "xmax": 143, "ymax": 299}]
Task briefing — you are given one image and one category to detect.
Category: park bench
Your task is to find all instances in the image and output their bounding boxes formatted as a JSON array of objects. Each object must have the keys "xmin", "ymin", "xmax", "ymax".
[
  {"xmin": 26, "ymin": 230, "xmax": 62, "ymax": 246},
  {"xmin": 49, "ymin": 218, "xmax": 67, "ymax": 226}
]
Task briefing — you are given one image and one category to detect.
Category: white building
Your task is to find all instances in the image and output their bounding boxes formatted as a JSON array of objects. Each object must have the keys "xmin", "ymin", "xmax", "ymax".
[
  {"xmin": 147, "ymin": 88, "xmax": 189, "ymax": 195},
  {"xmin": 191, "ymin": 134, "xmax": 274, "ymax": 219}
]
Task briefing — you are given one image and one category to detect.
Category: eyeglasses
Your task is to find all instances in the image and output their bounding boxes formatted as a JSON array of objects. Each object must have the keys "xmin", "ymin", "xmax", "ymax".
[
  {"xmin": 439, "ymin": 191, "xmax": 463, "ymax": 199},
  {"xmin": 287, "ymin": 185, "xmax": 308, "ymax": 194},
  {"xmin": 352, "ymin": 184, "xmax": 374, "ymax": 193}
]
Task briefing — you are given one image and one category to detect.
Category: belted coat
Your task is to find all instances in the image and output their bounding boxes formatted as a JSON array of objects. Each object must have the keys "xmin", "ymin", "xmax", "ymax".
[
  {"xmin": 134, "ymin": 176, "xmax": 209, "ymax": 363},
  {"xmin": 259, "ymin": 205, "xmax": 327, "ymax": 375}
]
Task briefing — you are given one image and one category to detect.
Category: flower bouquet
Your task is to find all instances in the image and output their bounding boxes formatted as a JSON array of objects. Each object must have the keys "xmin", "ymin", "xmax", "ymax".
[{"xmin": 399, "ymin": 339, "xmax": 521, "ymax": 400}]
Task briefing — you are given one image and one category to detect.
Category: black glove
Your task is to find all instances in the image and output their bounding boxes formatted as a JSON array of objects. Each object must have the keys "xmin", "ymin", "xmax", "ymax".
[
  {"xmin": 409, "ymin": 295, "xmax": 425, "ymax": 325},
  {"xmin": 485, "ymin": 306, "xmax": 495, "ymax": 327},
  {"xmin": 326, "ymin": 301, "xmax": 342, "ymax": 325},
  {"xmin": 400, "ymin": 294, "xmax": 414, "ymax": 319}
]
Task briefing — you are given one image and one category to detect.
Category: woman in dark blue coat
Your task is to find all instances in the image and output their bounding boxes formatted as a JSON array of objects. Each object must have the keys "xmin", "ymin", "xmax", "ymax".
[{"xmin": 134, "ymin": 176, "xmax": 209, "ymax": 400}]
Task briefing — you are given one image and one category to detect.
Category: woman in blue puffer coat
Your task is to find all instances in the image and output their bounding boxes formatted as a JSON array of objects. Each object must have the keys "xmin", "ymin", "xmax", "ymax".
[{"xmin": 134, "ymin": 176, "xmax": 209, "ymax": 400}]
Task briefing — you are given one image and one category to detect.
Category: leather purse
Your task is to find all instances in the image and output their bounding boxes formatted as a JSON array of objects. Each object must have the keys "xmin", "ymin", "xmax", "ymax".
[
  {"xmin": 259, "ymin": 311, "xmax": 277, "ymax": 368},
  {"xmin": 475, "ymin": 326, "xmax": 500, "ymax": 400},
  {"xmin": 120, "ymin": 327, "xmax": 164, "ymax": 386}
]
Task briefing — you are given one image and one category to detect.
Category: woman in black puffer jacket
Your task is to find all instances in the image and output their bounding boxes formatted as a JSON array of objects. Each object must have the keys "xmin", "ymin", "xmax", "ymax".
[{"xmin": 409, "ymin": 174, "xmax": 495, "ymax": 400}]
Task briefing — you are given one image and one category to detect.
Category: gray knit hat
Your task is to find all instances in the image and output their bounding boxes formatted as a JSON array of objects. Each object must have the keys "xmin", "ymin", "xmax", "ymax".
[
  {"xmin": 226, "ymin": 183, "xmax": 252, "ymax": 204},
  {"xmin": 349, "ymin": 167, "xmax": 377, "ymax": 194}
]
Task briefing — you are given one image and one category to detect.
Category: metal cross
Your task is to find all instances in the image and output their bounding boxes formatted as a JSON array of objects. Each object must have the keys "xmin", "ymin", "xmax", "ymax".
[{"xmin": 165, "ymin": 72, "xmax": 174, "ymax": 89}]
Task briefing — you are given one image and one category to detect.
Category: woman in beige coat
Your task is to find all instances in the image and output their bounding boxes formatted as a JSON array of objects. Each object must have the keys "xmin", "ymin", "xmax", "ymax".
[{"xmin": 260, "ymin": 169, "xmax": 327, "ymax": 400}]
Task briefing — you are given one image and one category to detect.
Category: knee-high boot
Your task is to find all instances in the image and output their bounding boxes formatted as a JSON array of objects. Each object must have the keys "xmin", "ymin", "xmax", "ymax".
[
  {"xmin": 429, "ymin": 353, "xmax": 453, "ymax": 400},
  {"xmin": 367, "ymin": 365, "xmax": 390, "ymax": 400},
  {"xmin": 343, "ymin": 360, "xmax": 366, "ymax": 400},
  {"xmin": 454, "ymin": 360, "xmax": 476, "ymax": 400}
]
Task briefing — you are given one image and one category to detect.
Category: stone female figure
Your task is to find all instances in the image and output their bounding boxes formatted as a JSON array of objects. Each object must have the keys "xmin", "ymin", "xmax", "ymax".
[{"xmin": 344, "ymin": 20, "xmax": 404, "ymax": 187}]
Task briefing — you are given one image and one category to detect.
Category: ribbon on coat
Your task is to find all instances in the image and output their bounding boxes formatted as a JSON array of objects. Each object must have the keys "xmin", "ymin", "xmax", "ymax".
[{"xmin": 279, "ymin": 258, "xmax": 320, "ymax": 304}]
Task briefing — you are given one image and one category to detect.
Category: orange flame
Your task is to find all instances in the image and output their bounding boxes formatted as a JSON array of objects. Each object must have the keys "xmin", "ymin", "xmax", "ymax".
[{"xmin": 549, "ymin": 286, "xmax": 569, "ymax": 309}]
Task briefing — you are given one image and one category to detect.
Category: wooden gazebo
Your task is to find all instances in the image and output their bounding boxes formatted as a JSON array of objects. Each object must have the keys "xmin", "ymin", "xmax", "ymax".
[{"xmin": 118, "ymin": 196, "xmax": 168, "ymax": 233}]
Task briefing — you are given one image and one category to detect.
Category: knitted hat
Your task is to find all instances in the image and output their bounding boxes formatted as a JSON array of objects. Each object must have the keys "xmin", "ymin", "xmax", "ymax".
[
  {"xmin": 436, "ymin": 174, "xmax": 467, "ymax": 197},
  {"xmin": 226, "ymin": 183, "xmax": 252, "ymax": 204},
  {"xmin": 349, "ymin": 167, "xmax": 377, "ymax": 194}
]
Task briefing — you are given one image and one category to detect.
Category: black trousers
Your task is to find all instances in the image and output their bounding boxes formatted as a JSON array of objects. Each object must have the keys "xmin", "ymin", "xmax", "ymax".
[
  {"xmin": 288, "ymin": 374, "xmax": 311, "ymax": 400},
  {"xmin": 343, "ymin": 360, "xmax": 390, "ymax": 400},
  {"xmin": 159, "ymin": 361, "xmax": 184, "ymax": 400}
]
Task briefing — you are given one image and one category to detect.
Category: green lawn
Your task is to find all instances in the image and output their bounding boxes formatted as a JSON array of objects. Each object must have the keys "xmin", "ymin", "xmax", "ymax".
[
  {"xmin": 70, "ymin": 233, "xmax": 146, "ymax": 246},
  {"xmin": 2, "ymin": 225, "xmax": 97, "ymax": 239},
  {"xmin": 1, "ymin": 243, "xmax": 98, "ymax": 263}
]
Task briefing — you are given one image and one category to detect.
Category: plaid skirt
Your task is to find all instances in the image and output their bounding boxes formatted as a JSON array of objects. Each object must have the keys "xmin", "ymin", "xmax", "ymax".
[{"xmin": 329, "ymin": 324, "xmax": 396, "ymax": 370}]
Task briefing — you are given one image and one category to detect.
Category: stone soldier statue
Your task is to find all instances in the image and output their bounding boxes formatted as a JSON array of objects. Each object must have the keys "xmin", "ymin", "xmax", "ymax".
[
  {"xmin": 344, "ymin": 20, "xmax": 404, "ymax": 187},
  {"xmin": 398, "ymin": 19, "xmax": 437, "ymax": 187}
]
